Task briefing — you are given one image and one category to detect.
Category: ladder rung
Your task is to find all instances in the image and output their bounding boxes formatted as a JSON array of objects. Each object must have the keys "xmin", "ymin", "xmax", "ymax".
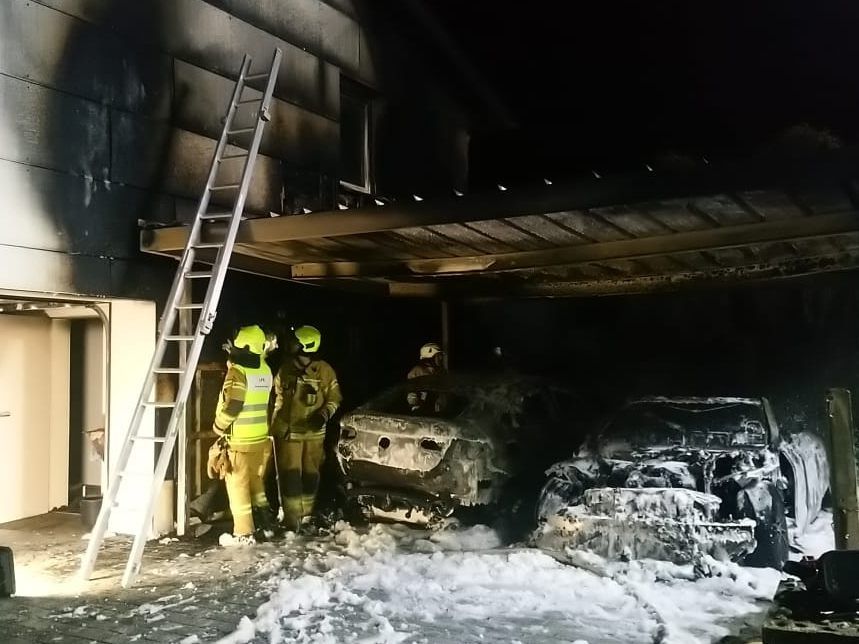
[
  {"xmin": 237, "ymin": 98, "xmax": 261, "ymax": 105},
  {"xmin": 220, "ymin": 153, "xmax": 247, "ymax": 160},
  {"xmin": 192, "ymin": 242, "xmax": 223, "ymax": 249},
  {"xmin": 200, "ymin": 212, "xmax": 233, "ymax": 220},
  {"xmin": 133, "ymin": 435, "xmax": 168, "ymax": 443},
  {"xmin": 244, "ymin": 73, "xmax": 269, "ymax": 81},
  {"xmin": 175, "ymin": 303, "xmax": 204, "ymax": 310},
  {"xmin": 142, "ymin": 401, "xmax": 176, "ymax": 408},
  {"xmin": 211, "ymin": 184, "xmax": 240, "ymax": 190},
  {"xmin": 185, "ymin": 271, "xmax": 213, "ymax": 279},
  {"xmin": 227, "ymin": 128, "xmax": 255, "ymax": 135},
  {"xmin": 153, "ymin": 368, "xmax": 184, "ymax": 374},
  {"xmin": 164, "ymin": 335, "xmax": 195, "ymax": 341}
]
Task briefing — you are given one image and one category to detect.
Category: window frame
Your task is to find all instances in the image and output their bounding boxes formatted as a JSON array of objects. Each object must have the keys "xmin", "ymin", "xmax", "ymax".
[{"xmin": 339, "ymin": 81, "xmax": 372, "ymax": 194}]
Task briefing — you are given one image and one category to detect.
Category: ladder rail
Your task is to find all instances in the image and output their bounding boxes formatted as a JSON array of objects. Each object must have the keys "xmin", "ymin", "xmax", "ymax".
[
  {"xmin": 80, "ymin": 50, "xmax": 280, "ymax": 586},
  {"xmin": 168, "ymin": 54, "xmax": 253, "ymax": 335},
  {"xmin": 199, "ymin": 49, "xmax": 282, "ymax": 333}
]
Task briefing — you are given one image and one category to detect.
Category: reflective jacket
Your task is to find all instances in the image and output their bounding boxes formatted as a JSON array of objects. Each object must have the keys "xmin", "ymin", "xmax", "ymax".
[
  {"xmin": 214, "ymin": 362, "xmax": 273, "ymax": 447},
  {"xmin": 272, "ymin": 359, "xmax": 341, "ymax": 439}
]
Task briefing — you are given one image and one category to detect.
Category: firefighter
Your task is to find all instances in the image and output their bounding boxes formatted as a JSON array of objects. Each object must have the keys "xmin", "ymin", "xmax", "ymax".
[
  {"xmin": 212, "ymin": 325, "xmax": 275, "ymax": 545},
  {"xmin": 407, "ymin": 342, "xmax": 446, "ymax": 410},
  {"xmin": 408, "ymin": 342, "xmax": 445, "ymax": 379},
  {"xmin": 271, "ymin": 325, "xmax": 341, "ymax": 531}
]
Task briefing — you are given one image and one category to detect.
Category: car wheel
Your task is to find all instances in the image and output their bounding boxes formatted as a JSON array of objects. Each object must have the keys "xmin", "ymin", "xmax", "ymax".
[{"xmin": 742, "ymin": 482, "xmax": 789, "ymax": 570}]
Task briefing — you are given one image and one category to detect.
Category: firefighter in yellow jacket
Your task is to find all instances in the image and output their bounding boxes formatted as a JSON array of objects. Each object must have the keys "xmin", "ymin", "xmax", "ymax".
[
  {"xmin": 213, "ymin": 325, "xmax": 274, "ymax": 545},
  {"xmin": 271, "ymin": 325, "xmax": 341, "ymax": 531}
]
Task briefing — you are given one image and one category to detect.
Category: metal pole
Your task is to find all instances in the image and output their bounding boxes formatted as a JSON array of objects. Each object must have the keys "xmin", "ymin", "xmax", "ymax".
[
  {"xmin": 441, "ymin": 301, "xmax": 450, "ymax": 370},
  {"xmin": 826, "ymin": 388, "xmax": 859, "ymax": 550}
]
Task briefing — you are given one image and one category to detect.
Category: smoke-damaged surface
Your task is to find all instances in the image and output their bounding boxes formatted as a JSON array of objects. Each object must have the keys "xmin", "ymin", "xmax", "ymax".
[
  {"xmin": 534, "ymin": 397, "xmax": 829, "ymax": 567},
  {"xmin": 337, "ymin": 374, "xmax": 578, "ymax": 526}
]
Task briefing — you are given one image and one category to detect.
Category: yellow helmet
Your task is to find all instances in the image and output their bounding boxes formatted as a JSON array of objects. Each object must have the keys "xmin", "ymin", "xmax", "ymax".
[
  {"xmin": 233, "ymin": 325, "xmax": 266, "ymax": 355},
  {"xmin": 293, "ymin": 325, "xmax": 321, "ymax": 353}
]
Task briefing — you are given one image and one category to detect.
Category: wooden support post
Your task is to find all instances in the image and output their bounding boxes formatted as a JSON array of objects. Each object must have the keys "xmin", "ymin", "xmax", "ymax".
[
  {"xmin": 441, "ymin": 301, "xmax": 450, "ymax": 370},
  {"xmin": 176, "ymin": 286, "xmax": 191, "ymax": 537},
  {"xmin": 826, "ymin": 388, "xmax": 859, "ymax": 550}
]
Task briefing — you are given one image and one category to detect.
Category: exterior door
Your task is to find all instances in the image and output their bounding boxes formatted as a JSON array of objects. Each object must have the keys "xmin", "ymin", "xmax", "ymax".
[{"xmin": 0, "ymin": 314, "xmax": 53, "ymax": 523}]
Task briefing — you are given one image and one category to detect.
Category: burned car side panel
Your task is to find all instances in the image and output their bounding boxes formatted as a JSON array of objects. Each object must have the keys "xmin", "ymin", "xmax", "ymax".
[
  {"xmin": 338, "ymin": 374, "xmax": 572, "ymax": 525},
  {"xmin": 779, "ymin": 431, "xmax": 829, "ymax": 534},
  {"xmin": 534, "ymin": 397, "xmax": 829, "ymax": 568}
]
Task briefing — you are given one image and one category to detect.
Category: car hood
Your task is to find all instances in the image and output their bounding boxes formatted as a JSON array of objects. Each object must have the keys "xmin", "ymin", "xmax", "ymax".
[{"xmin": 549, "ymin": 443, "xmax": 779, "ymax": 494}]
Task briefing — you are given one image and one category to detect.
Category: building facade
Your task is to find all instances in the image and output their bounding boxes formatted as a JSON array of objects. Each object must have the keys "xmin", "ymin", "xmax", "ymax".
[{"xmin": 0, "ymin": 0, "xmax": 485, "ymax": 531}]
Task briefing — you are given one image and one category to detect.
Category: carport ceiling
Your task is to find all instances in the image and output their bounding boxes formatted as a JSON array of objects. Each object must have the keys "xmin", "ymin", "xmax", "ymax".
[{"xmin": 141, "ymin": 148, "xmax": 859, "ymax": 298}]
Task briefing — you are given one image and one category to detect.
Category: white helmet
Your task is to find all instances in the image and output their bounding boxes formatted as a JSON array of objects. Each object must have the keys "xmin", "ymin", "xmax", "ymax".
[{"xmin": 420, "ymin": 342, "xmax": 443, "ymax": 360}]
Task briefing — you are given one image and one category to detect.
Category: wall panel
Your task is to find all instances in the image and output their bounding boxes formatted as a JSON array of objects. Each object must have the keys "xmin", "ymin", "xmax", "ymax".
[
  {"xmin": 0, "ymin": 245, "xmax": 111, "ymax": 295},
  {"xmin": 34, "ymin": 0, "xmax": 340, "ymax": 119},
  {"xmin": 0, "ymin": 1, "xmax": 171, "ymax": 117},
  {"xmin": 111, "ymin": 111, "xmax": 283, "ymax": 214},
  {"xmin": 0, "ymin": 75, "xmax": 109, "ymax": 179},
  {"xmin": 205, "ymin": 0, "xmax": 364, "ymax": 81},
  {"xmin": 174, "ymin": 60, "xmax": 338, "ymax": 171},
  {"xmin": 0, "ymin": 159, "xmax": 174, "ymax": 257}
]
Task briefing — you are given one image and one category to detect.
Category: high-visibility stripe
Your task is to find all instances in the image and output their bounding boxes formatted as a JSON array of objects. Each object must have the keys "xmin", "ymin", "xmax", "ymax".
[
  {"xmin": 286, "ymin": 430, "xmax": 326, "ymax": 441},
  {"xmin": 242, "ymin": 403, "xmax": 269, "ymax": 412},
  {"xmin": 234, "ymin": 415, "xmax": 267, "ymax": 426}
]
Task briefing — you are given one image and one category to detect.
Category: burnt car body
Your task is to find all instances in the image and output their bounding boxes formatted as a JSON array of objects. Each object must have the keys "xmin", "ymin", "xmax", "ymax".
[
  {"xmin": 336, "ymin": 374, "xmax": 577, "ymax": 527},
  {"xmin": 533, "ymin": 397, "xmax": 829, "ymax": 568}
]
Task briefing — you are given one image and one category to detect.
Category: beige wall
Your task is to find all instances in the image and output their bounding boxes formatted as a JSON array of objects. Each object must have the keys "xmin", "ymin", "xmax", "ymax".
[
  {"xmin": 102, "ymin": 299, "xmax": 158, "ymax": 536},
  {"xmin": 0, "ymin": 315, "xmax": 70, "ymax": 523}
]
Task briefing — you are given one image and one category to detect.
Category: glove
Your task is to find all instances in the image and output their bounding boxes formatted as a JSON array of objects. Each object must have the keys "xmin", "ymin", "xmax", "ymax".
[
  {"xmin": 271, "ymin": 415, "xmax": 289, "ymax": 439},
  {"xmin": 310, "ymin": 410, "xmax": 327, "ymax": 427},
  {"xmin": 298, "ymin": 410, "xmax": 327, "ymax": 432},
  {"xmin": 206, "ymin": 438, "xmax": 231, "ymax": 480}
]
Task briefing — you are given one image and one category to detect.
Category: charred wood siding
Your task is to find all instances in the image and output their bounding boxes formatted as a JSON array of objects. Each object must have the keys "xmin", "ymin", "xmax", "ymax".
[
  {"xmin": 0, "ymin": 0, "xmax": 473, "ymax": 300},
  {"xmin": 0, "ymin": 0, "xmax": 350, "ymax": 298}
]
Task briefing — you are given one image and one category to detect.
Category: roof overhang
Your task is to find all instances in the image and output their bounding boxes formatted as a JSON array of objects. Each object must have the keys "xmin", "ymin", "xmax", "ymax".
[{"xmin": 142, "ymin": 148, "xmax": 859, "ymax": 298}]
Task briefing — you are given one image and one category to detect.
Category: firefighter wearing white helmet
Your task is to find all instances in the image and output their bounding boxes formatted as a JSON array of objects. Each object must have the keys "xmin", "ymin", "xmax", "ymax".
[
  {"xmin": 271, "ymin": 325, "xmax": 341, "ymax": 531},
  {"xmin": 407, "ymin": 342, "xmax": 447, "ymax": 409},
  {"xmin": 211, "ymin": 325, "xmax": 275, "ymax": 545}
]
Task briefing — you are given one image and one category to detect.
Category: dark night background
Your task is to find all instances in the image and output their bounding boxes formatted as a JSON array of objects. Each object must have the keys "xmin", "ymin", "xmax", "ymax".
[{"xmin": 425, "ymin": 0, "xmax": 859, "ymax": 183}]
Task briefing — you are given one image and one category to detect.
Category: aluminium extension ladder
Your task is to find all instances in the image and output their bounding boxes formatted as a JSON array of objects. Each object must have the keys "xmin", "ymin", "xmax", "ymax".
[{"xmin": 80, "ymin": 48, "xmax": 282, "ymax": 588}]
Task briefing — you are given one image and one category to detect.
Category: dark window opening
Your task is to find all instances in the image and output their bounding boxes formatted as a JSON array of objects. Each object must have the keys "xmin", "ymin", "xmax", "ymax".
[{"xmin": 340, "ymin": 79, "xmax": 371, "ymax": 192}]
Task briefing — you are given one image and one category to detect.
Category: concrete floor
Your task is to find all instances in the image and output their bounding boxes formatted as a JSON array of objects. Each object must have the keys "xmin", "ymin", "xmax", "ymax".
[{"xmin": 0, "ymin": 512, "xmax": 282, "ymax": 643}]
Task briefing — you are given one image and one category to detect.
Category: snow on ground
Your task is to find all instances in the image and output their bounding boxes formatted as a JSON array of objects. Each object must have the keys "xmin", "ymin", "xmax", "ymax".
[{"xmin": 216, "ymin": 522, "xmax": 783, "ymax": 644}]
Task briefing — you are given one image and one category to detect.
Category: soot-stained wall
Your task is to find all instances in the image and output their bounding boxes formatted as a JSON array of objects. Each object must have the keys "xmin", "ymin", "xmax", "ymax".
[
  {"xmin": 0, "ymin": 0, "xmax": 472, "ymax": 299},
  {"xmin": 0, "ymin": 0, "xmax": 471, "ymax": 404}
]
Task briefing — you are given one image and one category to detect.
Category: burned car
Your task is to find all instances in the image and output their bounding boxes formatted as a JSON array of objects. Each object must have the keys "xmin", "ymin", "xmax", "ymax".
[
  {"xmin": 534, "ymin": 397, "xmax": 829, "ymax": 568},
  {"xmin": 337, "ymin": 374, "xmax": 577, "ymax": 528}
]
